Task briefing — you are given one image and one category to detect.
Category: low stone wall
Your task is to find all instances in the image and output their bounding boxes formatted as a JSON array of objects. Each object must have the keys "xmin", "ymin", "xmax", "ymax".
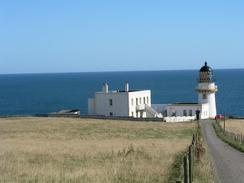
[
  {"xmin": 80, "ymin": 115, "xmax": 165, "ymax": 122},
  {"xmin": 164, "ymin": 116, "xmax": 196, "ymax": 123},
  {"xmin": 0, "ymin": 114, "xmax": 196, "ymax": 123}
]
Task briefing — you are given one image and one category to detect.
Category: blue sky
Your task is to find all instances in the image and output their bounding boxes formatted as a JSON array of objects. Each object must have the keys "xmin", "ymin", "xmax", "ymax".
[{"xmin": 0, "ymin": 0, "xmax": 243, "ymax": 74}]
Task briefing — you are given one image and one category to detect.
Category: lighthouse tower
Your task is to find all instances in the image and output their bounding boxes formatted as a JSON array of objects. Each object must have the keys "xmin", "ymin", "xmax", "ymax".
[{"xmin": 196, "ymin": 62, "xmax": 218, "ymax": 118}]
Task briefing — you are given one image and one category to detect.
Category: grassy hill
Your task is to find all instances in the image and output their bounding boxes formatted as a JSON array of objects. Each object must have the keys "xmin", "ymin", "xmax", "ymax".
[{"xmin": 0, "ymin": 117, "xmax": 196, "ymax": 183}]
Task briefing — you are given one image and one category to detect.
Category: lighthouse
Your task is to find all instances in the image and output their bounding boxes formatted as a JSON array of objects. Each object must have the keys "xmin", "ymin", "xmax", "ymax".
[{"xmin": 196, "ymin": 62, "xmax": 218, "ymax": 118}]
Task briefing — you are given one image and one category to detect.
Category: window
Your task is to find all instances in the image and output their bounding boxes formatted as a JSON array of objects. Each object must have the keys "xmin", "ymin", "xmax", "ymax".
[
  {"xmin": 203, "ymin": 94, "xmax": 207, "ymax": 99},
  {"xmin": 143, "ymin": 97, "xmax": 146, "ymax": 104},
  {"xmin": 183, "ymin": 110, "xmax": 187, "ymax": 116},
  {"xmin": 189, "ymin": 110, "xmax": 193, "ymax": 116},
  {"xmin": 109, "ymin": 112, "xmax": 113, "ymax": 116},
  {"xmin": 147, "ymin": 97, "xmax": 149, "ymax": 104},
  {"xmin": 136, "ymin": 98, "xmax": 138, "ymax": 105},
  {"xmin": 139, "ymin": 98, "xmax": 142, "ymax": 104},
  {"xmin": 109, "ymin": 99, "xmax": 113, "ymax": 106}
]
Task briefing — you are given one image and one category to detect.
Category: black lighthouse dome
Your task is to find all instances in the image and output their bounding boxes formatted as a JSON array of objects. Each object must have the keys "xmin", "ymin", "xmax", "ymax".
[
  {"xmin": 199, "ymin": 62, "xmax": 214, "ymax": 83},
  {"xmin": 200, "ymin": 62, "xmax": 212, "ymax": 73}
]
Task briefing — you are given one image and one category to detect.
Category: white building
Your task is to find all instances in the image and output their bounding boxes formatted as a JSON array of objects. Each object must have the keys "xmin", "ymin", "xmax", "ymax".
[
  {"xmin": 153, "ymin": 102, "xmax": 209, "ymax": 121},
  {"xmin": 88, "ymin": 82, "xmax": 162, "ymax": 118},
  {"xmin": 88, "ymin": 62, "xmax": 218, "ymax": 121}
]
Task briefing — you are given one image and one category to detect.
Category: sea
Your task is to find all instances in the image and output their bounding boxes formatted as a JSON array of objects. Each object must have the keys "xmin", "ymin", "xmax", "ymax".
[{"xmin": 0, "ymin": 69, "xmax": 244, "ymax": 116}]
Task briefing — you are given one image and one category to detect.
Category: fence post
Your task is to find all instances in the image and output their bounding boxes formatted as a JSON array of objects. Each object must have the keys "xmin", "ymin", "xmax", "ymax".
[
  {"xmin": 192, "ymin": 135, "xmax": 195, "ymax": 161},
  {"xmin": 188, "ymin": 145, "xmax": 193, "ymax": 183},
  {"xmin": 192, "ymin": 134, "xmax": 195, "ymax": 146},
  {"xmin": 224, "ymin": 115, "xmax": 226, "ymax": 132},
  {"xmin": 184, "ymin": 156, "xmax": 189, "ymax": 183}
]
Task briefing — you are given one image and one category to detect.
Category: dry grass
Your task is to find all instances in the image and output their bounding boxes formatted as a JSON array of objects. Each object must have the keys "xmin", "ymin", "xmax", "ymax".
[
  {"xmin": 193, "ymin": 142, "xmax": 216, "ymax": 183},
  {"xmin": 220, "ymin": 119, "xmax": 244, "ymax": 134},
  {"xmin": 0, "ymin": 117, "xmax": 195, "ymax": 183}
]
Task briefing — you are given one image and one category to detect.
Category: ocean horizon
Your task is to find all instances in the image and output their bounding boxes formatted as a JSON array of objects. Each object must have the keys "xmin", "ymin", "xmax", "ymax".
[
  {"xmin": 1, "ymin": 68, "xmax": 244, "ymax": 76},
  {"xmin": 0, "ymin": 69, "xmax": 244, "ymax": 116}
]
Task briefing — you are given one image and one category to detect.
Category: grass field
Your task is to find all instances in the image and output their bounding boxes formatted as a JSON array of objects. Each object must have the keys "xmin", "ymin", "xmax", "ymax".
[
  {"xmin": 0, "ymin": 117, "xmax": 196, "ymax": 183},
  {"xmin": 220, "ymin": 119, "xmax": 244, "ymax": 134},
  {"xmin": 216, "ymin": 119, "xmax": 244, "ymax": 153}
]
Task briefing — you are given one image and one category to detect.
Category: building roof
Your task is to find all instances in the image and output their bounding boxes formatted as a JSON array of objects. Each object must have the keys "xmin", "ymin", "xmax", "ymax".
[
  {"xmin": 96, "ymin": 89, "xmax": 150, "ymax": 94},
  {"xmin": 171, "ymin": 102, "xmax": 200, "ymax": 106},
  {"xmin": 118, "ymin": 89, "xmax": 142, "ymax": 93}
]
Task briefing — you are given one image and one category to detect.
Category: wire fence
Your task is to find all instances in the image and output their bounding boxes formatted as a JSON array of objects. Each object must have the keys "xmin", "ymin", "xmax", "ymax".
[
  {"xmin": 177, "ymin": 121, "xmax": 203, "ymax": 183},
  {"xmin": 215, "ymin": 119, "xmax": 244, "ymax": 145}
]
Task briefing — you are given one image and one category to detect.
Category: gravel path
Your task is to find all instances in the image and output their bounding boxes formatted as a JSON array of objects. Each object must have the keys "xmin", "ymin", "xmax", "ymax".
[{"xmin": 201, "ymin": 120, "xmax": 244, "ymax": 183}]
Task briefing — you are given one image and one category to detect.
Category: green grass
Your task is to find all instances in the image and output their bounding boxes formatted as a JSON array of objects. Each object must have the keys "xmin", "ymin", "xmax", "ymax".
[{"xmin": 167, "ymin": 151, "xmax": 185, "ymax": 183}]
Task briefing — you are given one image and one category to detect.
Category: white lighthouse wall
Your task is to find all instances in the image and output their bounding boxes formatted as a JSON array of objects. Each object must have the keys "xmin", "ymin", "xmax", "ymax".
[
  {"xmin": 197, "ymin": 83, "xmax": 216, "ymax": 103},
  {"xmin": 208, "ymin": 93, "xmax": 217, "ymax": 118},
  {"xmin": 197, "ymin": 82, "xmax": 217, "ymax": 118}
]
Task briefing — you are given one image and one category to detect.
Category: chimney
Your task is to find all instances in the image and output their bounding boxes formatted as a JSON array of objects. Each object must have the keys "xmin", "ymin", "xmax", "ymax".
[
  {"xmin": 102, "ymin": 83, "xmax": 109, "ymax": 93},
  {"xmin": 125, "ymin": 81, "xmax": 129, "ymax": 92}
]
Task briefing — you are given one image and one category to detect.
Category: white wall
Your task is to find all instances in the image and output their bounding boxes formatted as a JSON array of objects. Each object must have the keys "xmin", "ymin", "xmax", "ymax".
[
  {"xmin": 128, "ymin": 90, "xmax": 151, "ymax": 117},
  {"xmin": 166, "ymin": 105, "xmax": 199, "ymax": 117},
  {"xmin": 94, "ymin": 92, "xmax": 129, "ymax": 117},
  {"xmin": 165, "ymin": 103, "xmax": 209, "ymax": 119},
  {"xmin": 208, "ymin": 93, "xmax": 217, "ymax": 118},
  {"xmin": 164, "ymin": 116, "xmax": 196, "ymax": 122},
  {"xmin": 197, "ymin": 82, "xmax": 217, "ymax": 118},
  {"xmin": 201, "ymin": 103, "xmax": 210, "ymax": 119},
  {"xmin": 88, "ymin": 98, "xmax": 95, "ymax": 115}
]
